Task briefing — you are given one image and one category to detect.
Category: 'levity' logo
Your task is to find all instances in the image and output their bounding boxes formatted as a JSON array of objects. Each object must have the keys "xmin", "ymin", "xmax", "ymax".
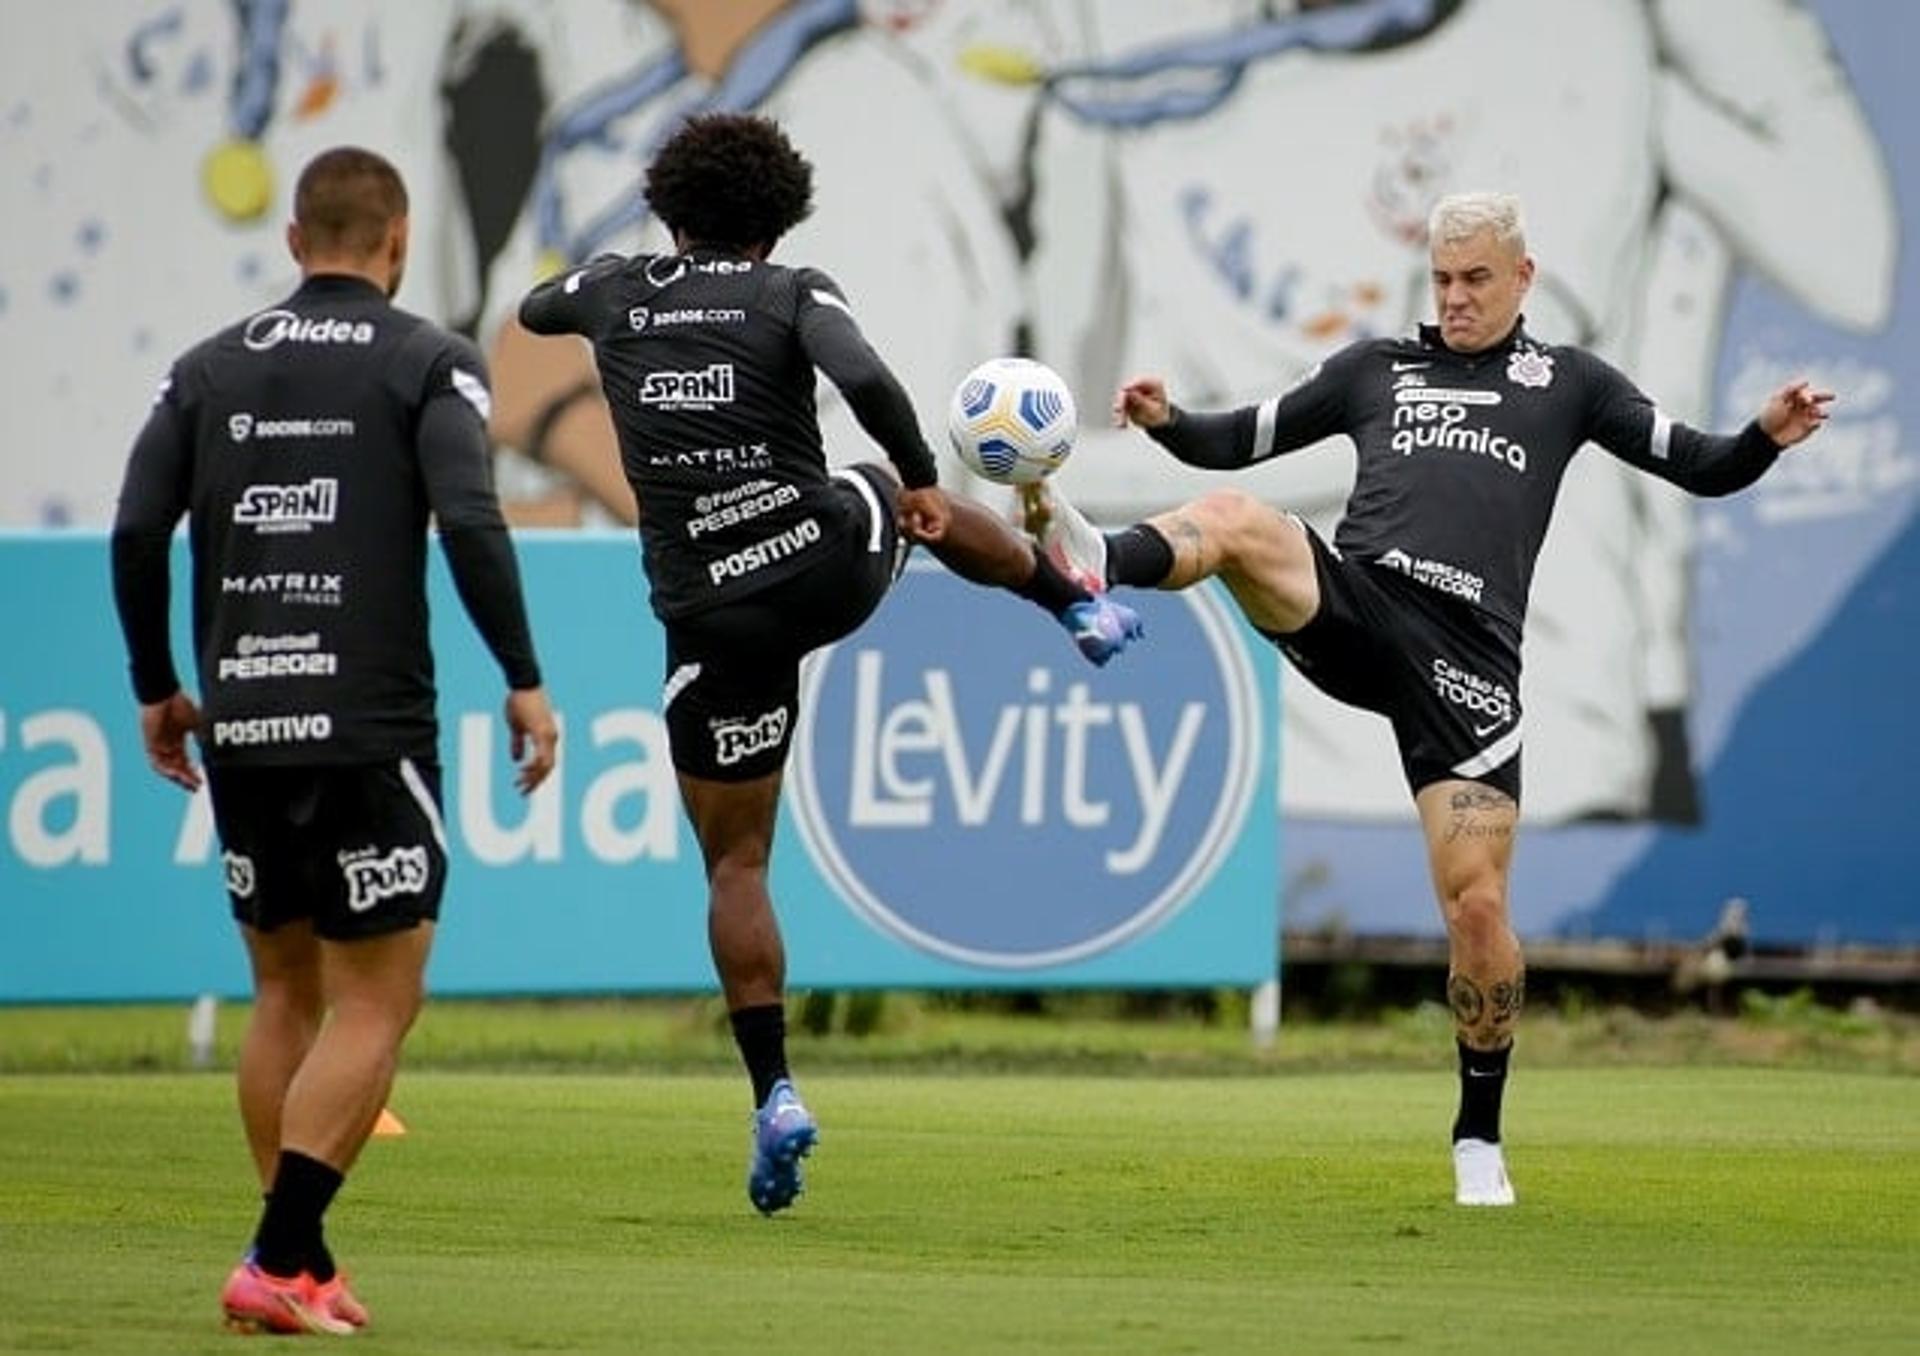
[{"xmin": 790, "ymin": 564, "xmax": 1261, "ymax": 969}]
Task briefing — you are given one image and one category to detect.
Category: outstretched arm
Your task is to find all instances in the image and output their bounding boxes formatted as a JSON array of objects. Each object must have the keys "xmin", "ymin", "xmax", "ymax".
[
  {"xmin": 501, "ymin": 255, "xmax": 637, "ymax": 525},
  {"xmin": 1584, "ymin": 350, "xmax": 1831, "ymax": 495},
  {"xmin": 1114, "ymin": 348, "xmax": 1355, "ymax": 469}
]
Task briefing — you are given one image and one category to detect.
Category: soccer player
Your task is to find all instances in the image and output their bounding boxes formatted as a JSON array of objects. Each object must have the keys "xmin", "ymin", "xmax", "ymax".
[
  {"xmin": 1026, "ymin": 191, "xmax": 1833, "ymax": 1206},
  {"xmin": 516, "ymin": 112, "xmax": 1141, "ymax": 1214},
  {"xmin": 111, "ymin": 147, "xmax": 560, "ymax": 1332}
]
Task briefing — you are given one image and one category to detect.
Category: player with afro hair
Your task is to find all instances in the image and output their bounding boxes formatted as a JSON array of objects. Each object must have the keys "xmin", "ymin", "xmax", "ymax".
[{"xmin": 644, "ymin": 112, "xmax": 815, "ymax": 252}]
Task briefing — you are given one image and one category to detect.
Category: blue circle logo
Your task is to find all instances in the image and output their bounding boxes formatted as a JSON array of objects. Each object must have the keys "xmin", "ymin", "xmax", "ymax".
[{"xmin": 790, "ymin": 565, "xmax": 1261, "ymax": 969}]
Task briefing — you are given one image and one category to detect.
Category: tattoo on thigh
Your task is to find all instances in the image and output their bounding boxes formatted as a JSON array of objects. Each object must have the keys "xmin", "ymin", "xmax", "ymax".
[
  {"xmin": 1444, "ymin": 785, "xmax": 1518, "ymax": 844},
  {"xmin": 1447, "ymin": 973, "xmax": 1485, "ymax": 1028},
  {"xmin": 1450, "ymin": 787, "xmax": 1516, "ymax": 814}
]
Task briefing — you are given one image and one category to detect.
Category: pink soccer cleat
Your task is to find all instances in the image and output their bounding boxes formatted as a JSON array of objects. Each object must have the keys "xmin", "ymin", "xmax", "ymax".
[{"xmin": 220, "ymin": 1259, "xmax": 356, "ymax": 1336}]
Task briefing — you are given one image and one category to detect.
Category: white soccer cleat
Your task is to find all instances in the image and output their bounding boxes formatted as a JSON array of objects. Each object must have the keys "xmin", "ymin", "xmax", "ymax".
[
  {"xmin": 1016, "ymin": 481, "xmax": 1109, "ymax": 595},
  {"xmin": 1452, "ymin": 1138, "xmax": 1516, "ymax": 1207}
]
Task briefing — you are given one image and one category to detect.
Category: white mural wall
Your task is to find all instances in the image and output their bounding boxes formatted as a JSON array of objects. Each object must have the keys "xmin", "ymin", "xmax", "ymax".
[{"xmin": 3, "ymin": 0, "xmax": 1913, "ymax": 940}]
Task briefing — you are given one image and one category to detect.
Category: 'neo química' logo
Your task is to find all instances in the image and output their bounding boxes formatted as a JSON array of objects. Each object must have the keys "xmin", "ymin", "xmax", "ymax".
[{"xmin": 790, "ymin": 564, "xmax": 1260, "ymax": 969}]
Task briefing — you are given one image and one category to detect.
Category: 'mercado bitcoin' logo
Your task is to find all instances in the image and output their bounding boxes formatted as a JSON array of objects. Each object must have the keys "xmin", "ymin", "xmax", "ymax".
[{"xmin": 790, "ymin": 563, "xmax": 1260, "ymax": 969}]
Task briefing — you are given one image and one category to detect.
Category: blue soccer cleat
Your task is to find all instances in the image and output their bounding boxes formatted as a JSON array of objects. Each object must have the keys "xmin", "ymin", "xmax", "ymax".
[
  {"xmin": 748, "ymin": 1079, "xmax": 819, "ymax": 1215},
  {"xmin": 1059, "ymin": 596, "xmax": 1144, "ymax": 667}
]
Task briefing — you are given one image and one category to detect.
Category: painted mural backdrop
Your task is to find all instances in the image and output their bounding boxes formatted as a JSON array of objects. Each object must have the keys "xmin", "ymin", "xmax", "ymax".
[{"xmin": 3, "ymin": 0, "xmax": 1913, "ymax": 943}]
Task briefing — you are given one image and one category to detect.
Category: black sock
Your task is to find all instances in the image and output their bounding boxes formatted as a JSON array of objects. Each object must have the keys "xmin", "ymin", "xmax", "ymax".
[
  {"xmin": 1452, "ymin": 1039, "xmax": 1511, "ymax": 1144},
  {"xmin": 730, "ymin": 1004, "xmax": 790, "ymax": 1107},
  {"xmin": 1105, "ymin": 524, "xmax": 1174, "ymax": 588},
  {"xmin": 253, "ymin": 1150, "xmax": 343, "ymax": 1280},
  {"xmin": 1016, "ymin": 544, "xmax": 1092, "ymax": 614}
]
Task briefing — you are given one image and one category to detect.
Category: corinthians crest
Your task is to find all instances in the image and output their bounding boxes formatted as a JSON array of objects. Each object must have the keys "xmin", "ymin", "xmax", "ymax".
[{"xmin": 1507, "ymin": 348, "xmax": 1554, "ymax": 389}]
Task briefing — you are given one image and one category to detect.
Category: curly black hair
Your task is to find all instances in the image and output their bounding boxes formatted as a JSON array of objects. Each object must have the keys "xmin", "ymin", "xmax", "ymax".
[{"xmin": 644, "ymin": 113, "xmax": 814, "ymax": 251}]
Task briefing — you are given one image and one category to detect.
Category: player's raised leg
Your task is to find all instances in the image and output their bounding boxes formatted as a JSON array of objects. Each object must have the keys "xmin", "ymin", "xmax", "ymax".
[
  {"xmin": 866, "ymin": 459, "xmax": 1143, "ymax": 667},
  {"xmin": 1416, "ymin": 779, "xmax": 1524, "ymax": 1206},
  {"xmin": 1022, "ymin": 481, "xmax": 1321, "ymax": 635},
  {"xmin": 930, "ymin": 489, "xmax": 1143, "ymax": 666}
]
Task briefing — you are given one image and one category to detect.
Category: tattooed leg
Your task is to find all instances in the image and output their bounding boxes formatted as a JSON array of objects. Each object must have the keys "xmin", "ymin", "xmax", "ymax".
[
  {"xmin": 1446, "ymin": 969, "xmax": 1527, "ymax": 1051},
  {"xmin": 1141, "ymin": 491, "xmax": 1320, "ymax": 632},
  {"xmin": 1141, "ymin": 508, "xmax": 1217, "ymax": 585},
  {"xmin": 1419, "ymin": 781, "xmax": 1524, "ymax": 1051}
]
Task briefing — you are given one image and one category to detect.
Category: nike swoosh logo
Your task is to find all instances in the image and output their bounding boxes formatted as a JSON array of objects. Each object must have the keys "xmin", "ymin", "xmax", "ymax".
[
  {"xmin": 1466, "ymin": 1069, "xmax": 1503, "ymax": 1078},
  {"xmin": 1473, "ymin": 721, "xmax": 1506, "ymax": 738},
  {"xmin": 1391, "ymin": 361, "xmax": 1430, "ymax": 371}
]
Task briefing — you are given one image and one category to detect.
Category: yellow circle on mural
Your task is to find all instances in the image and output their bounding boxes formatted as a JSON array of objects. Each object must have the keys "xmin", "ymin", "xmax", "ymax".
[{"xmin": 203, "ymin": 140, "xmax": 273, "ymax": 223}]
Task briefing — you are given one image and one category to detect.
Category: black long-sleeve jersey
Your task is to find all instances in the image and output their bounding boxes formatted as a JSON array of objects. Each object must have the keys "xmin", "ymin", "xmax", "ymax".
[
  {"xmin": 1151, "ymin": 320, "xmax": 1783, "ymax": 632},
  {"xmin": 519, "ymin": 247, "xmax": 939, "ymax": 620},
  {"xmin": 111, "ymin": 274, "xmax": 542, "ymax": 768}
]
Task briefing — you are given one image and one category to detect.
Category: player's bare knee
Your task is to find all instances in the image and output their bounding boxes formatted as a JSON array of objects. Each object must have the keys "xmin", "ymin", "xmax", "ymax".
[
  {"xmin": 253, "ymin": 979, "xmax": 323, "ymax": 1034},
  {"xmin": 330, "ymin": 988, "xmax": 422, "ymax": 1047},
  {"xmin": 1196, "ymin": 489, "xmax": 1268, "ymax": 544},
  {"xmin": 708, "ymin": 848, "xmax": 771, "ymax": 893},
  {"xmin": 1444, "ymin": 882, "xmax": 1510, "ymax": 954}
]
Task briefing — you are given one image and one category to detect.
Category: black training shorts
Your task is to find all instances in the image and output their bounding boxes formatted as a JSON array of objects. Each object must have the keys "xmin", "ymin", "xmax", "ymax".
[
  {"xmin": 207, "ymin": 759, "xmax": 449, "ymax": 940},
  {"xmin": 661, "ymin": 463, "xmax": 909, "ymax": 781},
  {"xmin": 1270, "ymin": 524, "xmax": 1524, "ymax": 802}
]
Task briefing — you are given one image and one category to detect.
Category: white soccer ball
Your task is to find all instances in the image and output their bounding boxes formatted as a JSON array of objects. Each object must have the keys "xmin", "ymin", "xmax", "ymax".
[{"xmin": 946, "ymin": 357, "xmax": 1077, "ymax": 485}]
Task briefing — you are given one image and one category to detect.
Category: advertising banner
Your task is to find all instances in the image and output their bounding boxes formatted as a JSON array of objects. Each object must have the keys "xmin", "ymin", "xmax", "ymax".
[{"xmin": 0, "ymin": 535, "xmax": 1279, "ymax": 1001}]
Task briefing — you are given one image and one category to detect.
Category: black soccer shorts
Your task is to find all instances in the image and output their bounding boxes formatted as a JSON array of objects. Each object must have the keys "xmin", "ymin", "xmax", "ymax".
[
  {"xmin": 1269, "ymin": 525, "xmax": 1524, "ymax": 803},
  {"xmin": 207, "ymin": 758, "xmax": 449, "ymax": 940},
  {"xmin": 661, "ymin": 463, "xmax": 909, "ymax": 781}
]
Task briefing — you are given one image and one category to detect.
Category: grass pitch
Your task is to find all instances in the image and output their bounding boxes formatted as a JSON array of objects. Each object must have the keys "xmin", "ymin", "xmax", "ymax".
[{"xmin": 1, "ymin": 1068, "xmax": 1915, "ymax": 1353}]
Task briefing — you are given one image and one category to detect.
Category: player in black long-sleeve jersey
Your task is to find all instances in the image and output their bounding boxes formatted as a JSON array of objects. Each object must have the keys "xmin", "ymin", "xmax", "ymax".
[
  {"xmin": 111, "ymin": 148, "xmax": 559, "ymax": 1333},
  {"xmin": 517, "ymin": 113, "xmax": 1141, "ymax": 1215},
  {"xmin": 1023, "ymin": 192, "xmax": 1832, "ymax": 1207}
]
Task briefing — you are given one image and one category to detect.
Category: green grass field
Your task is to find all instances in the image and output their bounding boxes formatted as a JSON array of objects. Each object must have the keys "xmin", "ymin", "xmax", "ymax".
[{"xmin": 3, "ymin": 1065, "xmax": 1917, "ymax": 1354}]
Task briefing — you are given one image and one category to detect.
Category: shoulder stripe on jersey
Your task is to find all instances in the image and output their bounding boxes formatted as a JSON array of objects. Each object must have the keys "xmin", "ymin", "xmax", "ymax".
[
  {"xmin": 1254, "ymin": 396, "xmax": 1280, "ymax": 460},
  {"xmin": 1453, "ymin": 725, "xmax": 1523, "ymax": 781},
  {"xmin": 451, "ymin": 367, "xmax": 492, "ymax": 422},
  {"xmin": 1650, "ymin": 409, "xmax": 1673, "ymax": 461},
  {"xmin": 810, "ymin": 287, "xmax": 853, "ymax": 318},
  {"xmin": 399, "ymin": 757, "xmax": 449, "ymax": 851}
]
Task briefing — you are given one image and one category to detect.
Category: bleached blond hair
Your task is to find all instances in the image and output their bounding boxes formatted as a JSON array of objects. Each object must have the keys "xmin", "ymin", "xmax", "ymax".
[{"xmin": 1427, "ymin": 193, "xmax": 1527, "ymax": 254}]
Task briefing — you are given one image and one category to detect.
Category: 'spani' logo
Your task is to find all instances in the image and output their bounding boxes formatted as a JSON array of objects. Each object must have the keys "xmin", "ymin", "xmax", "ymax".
[{"xmin": 789, "ymin": 564, "xmax": 1260, "ymax": 969}]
